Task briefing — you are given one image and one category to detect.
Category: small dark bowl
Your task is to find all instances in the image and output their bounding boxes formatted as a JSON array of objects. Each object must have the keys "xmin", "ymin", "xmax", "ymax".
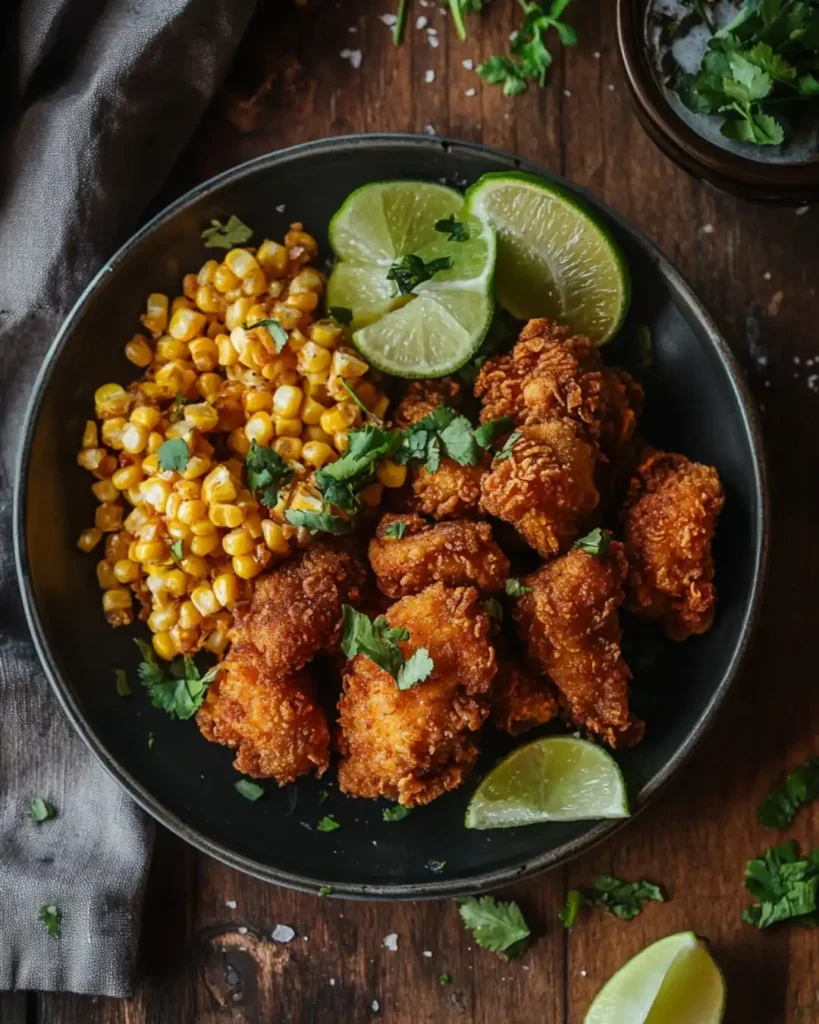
[
  {"xmin": 617, "ymin": 0, "xmax": 819, "ymax": 204},
  {"xmin": 14, "ymin": 135, "xmax": 768, "ymax": 899}
]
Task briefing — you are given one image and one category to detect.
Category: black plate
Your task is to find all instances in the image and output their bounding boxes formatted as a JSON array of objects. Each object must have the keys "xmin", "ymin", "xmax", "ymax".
[{"xmin": 14, "ymin": 135, "xmax": 768, "ymax": 899}]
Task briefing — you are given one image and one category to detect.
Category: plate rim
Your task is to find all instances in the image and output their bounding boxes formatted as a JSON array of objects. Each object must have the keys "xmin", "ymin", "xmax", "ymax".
[{"xmin": 13, "ymin": 132, "xmax": 770, "ymax": 900}]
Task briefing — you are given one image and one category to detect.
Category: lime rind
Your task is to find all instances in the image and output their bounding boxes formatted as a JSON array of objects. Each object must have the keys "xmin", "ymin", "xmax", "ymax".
[
  {"xmin": 326, "ymin": 180, "xmax": 496, "ymax": 378},
  {"xmin": 464, "ymin": 735, "xmax": 629, "ymax": 830},
  {"xmin": 465, "ymin": 171, "xmax": 630, "ymax": 345}
]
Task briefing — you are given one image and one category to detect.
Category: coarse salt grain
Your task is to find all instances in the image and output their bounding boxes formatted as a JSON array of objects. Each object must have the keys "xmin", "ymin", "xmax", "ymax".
[
  {"xmin": 701, "ymin": 223, "xmax": 714, "ymax": 234},
  {"xmin": 272, "ymin": 924, "xmax": 296, "ymax": 943},
  {"xmin": 424, "ymin": 124, "xmax": 436, "ymax": 136},
  {"xmin": 423, "ymin": 950, "xmax": 433, "ymax": 957},
  {"xmin": 383, "ymin": 933, "xmax": 398, "ymax": 951},
  {"xmin": 425, "ymin": 70, "xmax": 435, "ymax": 83},
  {"xmin": 379, "ymin": 13, "xmax": 397, "ymax": 25},
  {"xmin": 463, "ymin": 59, "xmax": 474, "ymax": 70},
  {"xmin": 372, "ymin": 1001, "xmax": 380, "ymax": 1012},
  {"xmin": 465, "ymin": 87, "xmax": 476, "ymax": 96},
  {"xmin": 238, "ymin": 926, "xmax": 248, "ymax": 934},
  {"xmin": 340, "ymin": 49, "xmax": 362, "ymax": 69},
  {"xmin": 796, "ymin": 206, "xmax": 810, "ymax": 215},
  {"xmin": 225, "ymin": 900, "xmax": 237, "ymax": 909},
  {"xmin": 416, "ymin": 15, "xmax": 428, "ymax": 28},
  {"xmin": 275, "ymin": 204, "xmax": 286, "ymax": 213}
]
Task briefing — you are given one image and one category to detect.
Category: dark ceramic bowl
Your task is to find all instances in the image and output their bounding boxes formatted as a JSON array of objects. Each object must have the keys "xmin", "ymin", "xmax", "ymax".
[
  {"xmin": 617, "ymin": 0, "xmax": 819, "ymax": 204},
  {"xmin": 14, "ymin": 135, "xmax": 768, "ymax": 899}
]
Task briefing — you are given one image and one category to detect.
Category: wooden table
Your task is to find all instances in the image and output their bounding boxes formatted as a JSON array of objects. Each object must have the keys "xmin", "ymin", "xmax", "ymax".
[{"xmin": 6, "ymin": 1, "xmax": 818, "ymax": 1020}]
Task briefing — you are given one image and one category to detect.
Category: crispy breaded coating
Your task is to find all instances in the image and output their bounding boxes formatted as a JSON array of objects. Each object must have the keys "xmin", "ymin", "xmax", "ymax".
[
  {"xmin": 491, "ymin": 653, "xmax": 560, "ymax": 735},
  {"xmin": 369, "ymin": 514, "xmax": 509, "ymax": 597},
  {"xmin": 514, "ymin": 542, "xmax": 643, "ymax": 748},
  {"xmin": 393, "ymin": 377, "xmax": 462, "ymax": 429},
  {"xmin": 230, "ymin": 538, "xmax": 369, "ymax": 677},
  {"xmin": 337, "ymin": 583, "xmax": 497, "ymax": 806},
  {"xmin": 474, "ymin": 318, "xmax": 643, "ymax": 458},
  {"xmin": 197, "ymin": 647, "xmax": 329, "ymax": 783},
  {"xmin": 479, "ymin": 420, "xmax": 599, "ymax": 557},
  {"xmin": 623, "ymin": 449, "xmax": 725, "ymax": 641}
]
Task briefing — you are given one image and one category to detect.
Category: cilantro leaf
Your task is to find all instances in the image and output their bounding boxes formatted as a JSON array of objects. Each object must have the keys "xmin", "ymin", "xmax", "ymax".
[
  {"xmin": 474, "ymin": 415, "xmax": 515, "ymax": 450},
  {"xmin": 457, "ymin": 896, "xmax": 531, "ymax": 958},
  {"xmin": 724, "ymin": 52, "xmax": 773, "ymax": 103},
  {"xmin": 492, "ymin": 431, "xmax": 522, "ymax": 462},
  {"xmin": 317, "ymin": 886, "xmax": 333, "ymax": 897},
  {"xmin": 439, "ymin": 972, "xmax": 452, "ymax": 985},
  {"xmin": 757, "ymin": 757, "xmax": 819, "ymax": 828},
  {"xmin": 136, "ymin": 644, "xmax": 219, "ymax": 720},
  {"xmin": 317, "ymin": 815, "xmax": 340, "ymax": 832},
  {"xmin": 235, "ymin": 779, "xmax": 265, "ymax": 801},
  {"xmin": 573, "ymin": 528, "xmax": 611, "ymax": 556},
  {"xmin": 38, "ymin": 904, "xmax": 61, "ymax": 937},
  {"xmin": 170, "ymin": 539, "xmax": 184, "ymax": 562},
  {"xmin": 577, "ymin": 876, "xmax": 665, "ymax": 922},
  {"xmin": 397, "ymin": 406, "xmax": 482, "ymax": 470},
  {"xmin": 201, "ymin": 215, "xmax": 253, "ymax": 249},
  {"xmin": 284, "ymin": 508, "xmax": 351, "ymax": 535},
  {"xmin": 382, "ymin": 804, "xmax": 412, "ymax": 822},
  {"xmin": 396, "ymin": 647, "xmax": 434, "ymax": 690},
  {"xmin": 559, "ymin": 890, "xmax": 583, "ymax": 929},
  {"xmin": 29, "ymin": 798, "xmax": 55, "ymax": 823},
  {"xmin": 245, "ymin": 440, "xmax": 294, "ymax": 508},
  {"xmin": 169, "ymin": 392, "xmax": 186, "ymax": 423},
  {"xmin": 114, "ymin": 668, "xmax": 131, "ymax": 697},
  {"xmin": 341, "ymin": 606, "xmax": 433, "ymax": 690},
  {"xmin": 245, "ymin": 318, "xmax": 288, "ymax": 352},
  {"xmin": 329, "ymin": 306, "xmax": 353, "ymax": 325},
  {"xmin": 478, "ymin": 0, "xmax": 577, "ymax": 95},
  {"xmin": 505, "ymin": 578, "xmax": 533, "ymax": 598},
  {"xmin": 435, "ymin": 215, "xmax": 470, "ymax": 241},
  {"xmin": 383, "ymin": 520, "xmax": 408, "ymax": 540},
  {"xmin": 387, "ymin": 254, "xmax": 453, "ymax": 294},
  {"xmin": 314, "ymin": 426, "xmax": 401, "ymax": 513},
  {"xmin": 742, "ymin": 841, "xmax": 819, "ymax": 929},
  {"xmin": 158, "ymin": 438, "xmax": 190, "ymax": 473}
]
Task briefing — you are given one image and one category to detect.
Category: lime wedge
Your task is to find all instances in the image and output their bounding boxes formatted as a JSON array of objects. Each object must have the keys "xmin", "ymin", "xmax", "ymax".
[
  {"xmin": 464, "ymin": 736, "xmax": 629, "ymax": 830},
  {"xmin": 326, "ymin": 180, "xmax": 495, "ymax": 377},
  {"xmin": 585, "ymin": 932, "xmax": 726, "ymax": 1024},
  {"xmin": 465, "ymin": 171, "xmax": 630, "ymax": 345}
]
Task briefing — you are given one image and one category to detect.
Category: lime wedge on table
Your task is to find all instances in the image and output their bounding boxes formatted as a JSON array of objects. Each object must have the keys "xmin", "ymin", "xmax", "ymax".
[
  {"xmin": 465, "ymin": 172, "xmax": 630, "ymax": 345},
  {"xmin": 585, "ymin": 932, "xmax": 726, "ymax": 1024},
  {"xmin": 464, "ymin": 736, "xmax": 629, "ymax": 830},
  {"xmin": 326, "ymin": 180, "xmax": 495, "ymax": 377}
]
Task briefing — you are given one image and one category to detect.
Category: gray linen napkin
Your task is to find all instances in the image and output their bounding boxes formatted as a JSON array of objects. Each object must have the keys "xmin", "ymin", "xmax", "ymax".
[{"xmin": 0, "ymin": 0, "xmax": 255, "ymax": 996}]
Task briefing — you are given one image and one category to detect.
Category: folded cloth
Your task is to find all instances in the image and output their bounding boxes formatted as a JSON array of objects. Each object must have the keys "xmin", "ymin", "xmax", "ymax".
[{"xmin": 0, "ymin": 0, "xmax": 255, "ymax": 997}]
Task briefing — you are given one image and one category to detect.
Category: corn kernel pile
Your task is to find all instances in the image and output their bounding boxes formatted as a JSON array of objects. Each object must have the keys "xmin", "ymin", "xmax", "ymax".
[{"xmin": 76, "ymin": 223, "xmax": 403, "ymax": 662}]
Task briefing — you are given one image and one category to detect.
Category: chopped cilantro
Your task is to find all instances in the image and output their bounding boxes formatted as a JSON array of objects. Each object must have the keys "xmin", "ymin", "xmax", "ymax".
[
  {"xmin": 383, "ymin": 520, "xmax": 408, "ymax": 540},
  {"xmin": 573, "ymin": 527, "xmax": 611, "ymax": 556},
  {"xmin": 428, "ymin": 859, "xmax": 447, "ymax": 873},
  {"xmin": 114, "ymin": 668, "xmax": 131, "ymax": 697},
  {"xmin": 396, "ymin": 406, "xmax": 482, "ymax": 471},
  {"xmin": 483, "ymin": 598, "xmax": 503, "ymax": 622},
  {"xmin": 317, "ymin": 886, "xmax": 333, "ymax": 897},
  {"xmin": 329, "ymin": 306, "xmax": 353, "ymax": 326},
  {"xmin": 170, "ymin": 539, "xmax": 184, "ymax": 562},
  {"xmin": 284, "ymin": 508, "xmax": 350, "ymax": 535},
  {"xmin": 478, "ymin": 0, "xmax": 577, "ymax": 96},
  {"xmin": 169, "ymin": 392, "xmax": 186, "ymax": 423},
  {"xmin": 474, "ymin": 415, "xmax": 515, "ymax": 450},
  {"xmin": 742, "ymin": 841, "xmax": 819, "ymax": 929},
  {"xmin": 158, "ymin": 438, "xmax": 190, "ymax": 473},
  {"xmin": 565, "ymin": 876, "xmax": 665, "ymax": 925},
  {"xmin": 29, "ymin": 798, "xmax": 55, "ymax": 823},
  {"xmin": 505, "ymin": 578, "xmax": 533, "ymax": 598},
  {"xmin": 317, "ymin": 815, "xmax": 340, "ymax": 832},
  {"xmin": 245, "ymin": 318, "xmax": 288, "ymax": 352},
  {"xmin": 341, "ymin": 606, "xmax": 433, "ymax": 690},
  {"xmin": 38, "ymin": 904, "xmax": 61, "ymax": 937},
  {"xmin": 314, "ymin": 426, "xmax": 401, "ymax": 513},
  {"xmin": 457, "ymin": 896, "xmax": 530, "ymax": 958},
  {"xmin": 135, "ymin": 639, "xmax": 219, "ymax": 720},
  {"xmin": 235, "ymin": 779, "xmax": 265, "ymax": 801},
  {"xmin": 245, "ymin": 440, "xmax": 294, "ymax": 508},
  {"xmin": 397, "ymin": 648, "xmax": 435, "ymax": 690},
  {"xmin": 435, "ymin": 215, "xmax": 470, "ymax": 242},
  {"xmin": 382, "ymin": 804, "xmax": 412, "ymax": 822},
  {"xmin": 387, "ymin": 254, "xmax": 453, "ymax": 294},
  {"xmin": 559, "ymin": 890, "xmax": 583, "ymax": 929},
  {"xmin": 492, "ymin": 431, "xmax": 522, "ymax": 462},
  {"xmin": 201, "ymin": 215, "xmax": 253, "ymax": 249},
  {"xmin": 758, "ymin": 757, "xmax": 819, "ymax": 829}
]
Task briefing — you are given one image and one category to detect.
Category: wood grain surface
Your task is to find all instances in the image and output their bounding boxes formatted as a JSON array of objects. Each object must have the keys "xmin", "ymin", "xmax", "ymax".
[{"xmin": 22, "ymin": 0, "xmax": 819, "ymax": 1021}]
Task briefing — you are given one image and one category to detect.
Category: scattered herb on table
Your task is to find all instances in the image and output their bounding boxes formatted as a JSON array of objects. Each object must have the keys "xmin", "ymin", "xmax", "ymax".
[
  {"xmin": 383, "ymin": 521, "xmax": 408, "ymax": 540},
  {"xmin": 245, "ymin": 318, "xmax": 288, "ymax": 352},
  {"xmin": 135, "ymin": 638, "xmax": 219, "ymax": 720},
  {"xmin": 317, "ymin": 815, "xmax": 341, "ymax": 832},
  {"xmin": 478, "ymin": 0, "xmax": 578, "ymax": 96},
  {"xmin": 235, "ymin": 779, "xmax": 265, "ymax": 801},
  {"xmin": 574, "ymin": 527, "xmax": 611, "ymax": 556},
  {"xmin": 38, "ymin": 904, "xmax": 62, "ymax": 937},
  {"xmin": 393, "ymin": 0, "xmax": 410, "ymax": 44},
  {"xmin": 245, "ymin": 440, "xmax": 294, "ymax": 509},
  {"xmin": 757, "ymin": 756, "xmax": 819, "ymax": 829},
  {"xmin": 505, "ymin": 578, "xmax": 533, "ymax": 598},
  {"xmin": 440, "ymin": 972, "xmax": 452, "ymax": 985},
  {"xmin": 387, "ymin": 254, "xmax": 453, "ymax": 294},
  {"xmin": 114, "ymin": 668, "xmax": 131, "ymax": 697},
  {"xmin": 158, "ymin": 438, "xmax": 190, "ymax": 473},
  {"xmin": 742, "ymin": 840, "xmax": 819, "ymax": 928},
  {"xmin": 457, "ymin": 896, "xmax": 531, "ymax": 958},
  {"xmin": 29, "ymin": 798, "xmax": 55, "ymax": 823},
  {"xmin": 382, "ymin": 804, "xmax": 413, "ymax": 822},
  {"xmin": 435, "ymin": 215, "xmax": 471, "ymax": 241},
  {"xmin": 561, "ymin": 876, "xmax": 665, "ymax": 927},
  {"xmin": 201, "ymin": 215, "xmax": 253, "ymax": 249}
]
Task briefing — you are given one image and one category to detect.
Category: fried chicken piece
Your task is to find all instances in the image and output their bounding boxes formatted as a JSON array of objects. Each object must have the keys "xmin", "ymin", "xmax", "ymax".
[
  {"xmin": 514, "ymin": 542, "xmax": 643, "ymax": 747},
  {"xmin": 393, "ymin": 377, "xmax": 487, "ymax": 520},
  {"xmin": 491, "ymin": 653, "xmax": 559, "ymax": 735},
  {"xmin": 474, "ymin": 318, "xmax": 643, "ymax": 459},
  {"xmin": 337, "ymin": 583, "xmax": 497, "ymax": 806},
  {"xmin": 197, "ymin": 647, "xmax": 330, "ymax": 783},
  {"xmin": 369, "ymin": 514, "xmax": 509, "ymax": 597},
  {"xmin": 480, "ymin": 420, "xmax": 599, "ymax": 557},
  {"xmin": 230, "ymin": 538, "xmax": 369, "ymax": 677},
  {"xmin": 622, "ymin": 449, "xmax": 725, "ymax": 641}
]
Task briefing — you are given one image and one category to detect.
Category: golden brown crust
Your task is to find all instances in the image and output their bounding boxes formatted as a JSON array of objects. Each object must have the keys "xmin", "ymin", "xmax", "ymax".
[
  {"xmin": 369, "ymin": 514, "xmax": 509, "ymax": 597},
  {"xmin": 412, "ymin": 459, "xmax": 487, "ymax": 520},
  {"xmin": 336, "ymin": 583, "xmax": 497, "ymax": 806},
  {"xmin": 490, "ymin": 654, "xmax": 560, "ymax": 735},
  {"xmin": 622, "ymin": 449, "xmax": 725, "ymax": 641},
  {"xmin": 197, "ymin": 648, "xmax": 330, "ymax": 783},
  {"xmin": 514, "ymin": 542, "xmax": 643, "ymax": 748},
  {"xmin": 392, "ymin": 377, "xmax": 462, "ymax": 429},
  {"xmin": 228, "ymin": 538, "xmax": 369, "ymax": 677},
  {"xmin": 479, "ymin": 420, "xmax": 599, "ymax": 557}
]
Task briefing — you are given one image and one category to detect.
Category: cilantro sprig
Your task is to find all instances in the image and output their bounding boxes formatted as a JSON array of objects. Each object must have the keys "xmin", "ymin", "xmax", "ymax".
[
  {"xmin": 560, "ymin": 877, "xmax": 665, "ymax": 928},
  {"xmin": 29, "ymin": 798, "xmax": 55, "ymax": 823},
  {"xmin": 314, "ymin": 426, "xmax": 401, "ymax": 514},
  {"xmin": 201, "ymin": 215, "xmax": 253, "ymax": 249},
  {"xmin": 341, "ymin": 606, "xmax": 434, "ymax": 690},
  {"xmin": 478, "ymin": 0, "xmax": 578, "ymax": 96},
  {"xmin": 457, "ymin": 896, "xmax": 531, "ymax": 959},
  {"xmin": 245, "ymin": 440, "xmax": 294, "ymax": 509},
  {"xmin": 757, "ymin": 757, "xmax": 819, "ymax": 829},
  {"xmin": 38, "ymin": 904, "xmax": 62, "ymax": 937},
  {"xmin": 134, "ymin": 639, "xmax": 219, "ymax": 720},
  {"xmin": 387, "ymin": 254, "xmax": 453, "ymax": 295}
]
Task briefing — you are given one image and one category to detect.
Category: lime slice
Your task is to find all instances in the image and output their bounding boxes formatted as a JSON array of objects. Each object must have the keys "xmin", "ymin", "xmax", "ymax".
[
  {"xmin": 585, "ymin": 932, "xmax": 726, "ymax": 1024},
  {"xmin": 465, "ymin": 171, "xmax": 630, "ymax": 345},
  {"xmin": 326, "ymin": 180, "xmax": 495, "ymax": 377},
  {"xmin": 464, "ymin": 736, "xmax": 629, "ymax": 830}
]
